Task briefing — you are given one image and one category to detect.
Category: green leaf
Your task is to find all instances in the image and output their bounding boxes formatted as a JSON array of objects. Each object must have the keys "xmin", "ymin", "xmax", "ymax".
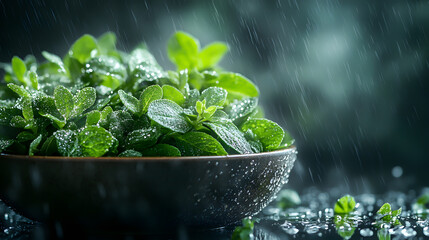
[
  {"xmin": 54, "ymin": 130, "xmax": 79, "ymax": 157},
  {"xmin": 125, "ymin": 127, "xmax": 161, "ymax": 151},
  {"xmin": 107, "ymin": 110, "xmax": 133, "ymax": 144},
  {"xmin": 29, "ymin": 134, "xmax": 42, "ymax": 156},
  {"xmin": 128, "ymin": 48, "xmax": 159, "ymax": 71},
  {"xmin": 196, "ymin": 100, "xmax": 205, "ymax": 115},
  {"xmin": 334, "ymin": 195, "xmax": 356, "ymax": 214},
  {"xmin": 200, "ymin": 87, "xmax": 227, "ymax": 107},
  {"xmin": 40, "ymin": 136, "xmax": 57, "ymax": 155},
  {"xmin": 7, "ymin": 83, "xmax": 31, "ymax": 98},
  {"xmin": 86, "ymin": 110, "xmax": 101, "ymax": 126},
  {"xmin": 78, "ymin": 126, "xmax": 114, "ymax": 157},
  {"xmin": 211, "ymin": 109, "xmax": 229, "ymax": 121},
  {"xmin": 42, "ymin": 51, "xmax": 66, "ymax": 73},
  {"xmin": 377, "ymin": 203, "xmax": 391, "ymax": 215},
  {"xmin": 184, "ymin": 89, "xmax": 200, "ymax": 108},
  {"xmin": 142, "ymin": 144, "xmax": 181, "ymax": 157},
  {"xmin": 188, "ymin": 69, "xmax": 204, "ymax": 90},
  {"xmin": 207, "ymin": 73, "xmax": 259, "ymax": 100},
  {"xmin": 36, "ymin": 96, "xmax": 66, "ymax": 129},
  {"xmin": 68, "ymin": 34, "xmax": 98, "ymax": 64},
  {"xmin": 16, "ymin": 131, "xmax": 35, "ymax": 142},
  {"xmin": 139, "ymin": 85, "xmax": 163, "ymax": 114},
  {"xmin": 99, "ymin": 106, "xmax": 113, "ymax": 128},
  {"xmin": 167, "ymin": 31, "xmax": 200, "ymax": 70},
  {"xmin": 162, "ymin": 85, "xmax": 185, "ymax": 106},
  {"xmin": 174, "ymin": 131, "xmax": 227, "ymax": 156},
  {"xmin": 231, "ymin": 217, "xmax": 255, "ymax": 240},
  {"xmin": 83, "ymin": 56, "xmax": 126, "ymax": 90},
  {"xmin": 147, "ymin": 99, "xmax": 192, "ymax": 133},
  {"xmin": 241, "ymin": 118, "xmax": 285, "ymax": 151},
  {"xmin": 97, "ymin": 32, "xmax": 117, "ymax": 54},
  {"xmin": 392, "ymin": 208, "xmax": 402, "ymax": 217},
  {"xmin": 10, "ymin": 116, "xmax": 26, "ymax": 128},
  {"xmin": 42, "ymin": 113, "xmax": 66, "ymax": 129},
  {"xmin": 118, "ymin": 149, "xmax": 142, "ymax": 157},
  {"xmin": 54, "ymin": 85, "xmax": 74, "ymax": 119},
  {"xmin": 118, "ymin": 90, "xmax": 139, "ymax": 114},
  {"xmin": 178, "ymin": 69, "xmax": 188, "ymax": 91},
  {"xmin": 72, "ymin": 87, "xmax": 96, "ymax": 116},
  {"xmin": 12, "ymin": 56, "xmax": 27, "ymax": 85},
  {"xmin": 29, "ymin": 71, "xmax": 38, "ymax": 90},
  {"xmin": 198, "ymin": 42, "xmax": 228, "ymax": 69},
  {"xmin": 0, "ymin": 139, "xmax": 14, "ymax": 153},
  {"xmin": 376, "ymin": 203, "xmax": 402, "ymax": 225},
  {"xmin": 202, "ymin": 106, "xmax": 218, "ymax": 120},
  {"xmin": 276, "ymin": 131, "xmax": 295, "ymax": 149},
  {"xmin": 224, "ymin": 97, "xmax": 258, "ymax": 122},
  {"xmin": 204, "ymin": 121, "xmax": 253, "ymax": 154},
  {"xmin": 21, "ymin": 97, "xmax": 33, "ymax": 122},
  {"xmin": 64, "ymin": 57, "xmax": 83, "ymax": 81}
]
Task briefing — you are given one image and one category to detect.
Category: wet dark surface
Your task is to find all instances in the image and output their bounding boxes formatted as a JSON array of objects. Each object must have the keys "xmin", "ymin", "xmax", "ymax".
[{"xmin": 1, "ymin": 187, "xmax": 428, "ymax": 240}]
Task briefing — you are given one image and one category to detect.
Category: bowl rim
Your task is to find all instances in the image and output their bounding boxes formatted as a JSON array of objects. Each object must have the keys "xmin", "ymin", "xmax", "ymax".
[{"xmin": 0, "ymin": 146, "xmax": 296, "ymax": 162}]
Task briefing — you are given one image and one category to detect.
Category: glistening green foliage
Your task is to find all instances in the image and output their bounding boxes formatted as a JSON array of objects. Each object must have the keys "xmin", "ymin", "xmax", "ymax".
[
  {"xmin": 334, "ymin": 195, "xmax": 356, "ymax": 214},
  {"xmin": 0, "ymin": 32, "xmax": 294, "ymax": 157}
]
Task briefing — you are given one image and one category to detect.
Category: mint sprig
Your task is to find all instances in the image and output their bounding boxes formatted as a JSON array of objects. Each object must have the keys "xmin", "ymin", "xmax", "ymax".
[{"xmin": 0, "ymin": 31, "xmax": 294, "ymax": 157}]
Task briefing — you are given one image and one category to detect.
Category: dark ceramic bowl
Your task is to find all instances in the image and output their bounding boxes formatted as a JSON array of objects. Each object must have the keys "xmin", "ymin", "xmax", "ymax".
[{"xmin": 0, "ymin": 147, "xmax": 297, "ymax": 231}]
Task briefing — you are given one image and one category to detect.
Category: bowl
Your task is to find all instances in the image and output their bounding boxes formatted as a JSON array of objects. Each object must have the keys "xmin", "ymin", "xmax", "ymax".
[{"xmin": 0, "ymin": 147, "xmax": 297, "ymax": 232}]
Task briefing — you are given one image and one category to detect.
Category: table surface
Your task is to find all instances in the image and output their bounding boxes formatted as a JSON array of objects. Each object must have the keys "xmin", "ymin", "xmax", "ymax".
[{"xmin": 1, "ymin": 187, "xmax": 429, "ymax": 240}]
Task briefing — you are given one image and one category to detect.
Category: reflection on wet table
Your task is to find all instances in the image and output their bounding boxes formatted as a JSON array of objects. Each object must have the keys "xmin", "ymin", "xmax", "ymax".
[{"xmin": 1, "ymin": 187, "xmax": 429, "ymax": 239}]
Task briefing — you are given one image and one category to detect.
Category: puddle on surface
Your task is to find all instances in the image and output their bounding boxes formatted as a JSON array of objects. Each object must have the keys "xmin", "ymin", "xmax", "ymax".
[
  {"xmin": 255, "ymin": 187, "xmax": 429, "ymax": 239},
  {"xmin": 0, "ymin": 203, "xmax": 34, "ymax": 240},
  {"xmin": 1, "ymin": 187, "xmax": 429, "ymax": 239}
]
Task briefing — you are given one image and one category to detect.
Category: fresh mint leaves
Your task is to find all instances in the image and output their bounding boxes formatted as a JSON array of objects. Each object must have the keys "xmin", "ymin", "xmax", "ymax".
[
  {"xmin": 334, "ymin": 195, "xmax": 356, "ymax": 214},
  {"xmin": 231, "ymin": 217, "xmax": 256, "ymax": 240},
  {"xmin": 0, "ymin": 31, "xmax": 293, "ymax": 157},
  {"xmin": 376, "ymin": 203, "xmax": 401, "ymax": 226}
]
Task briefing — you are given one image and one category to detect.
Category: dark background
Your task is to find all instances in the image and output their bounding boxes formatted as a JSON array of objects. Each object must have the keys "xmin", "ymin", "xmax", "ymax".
[{"xmin": 1, "ymin": 0, "xmax": 428, "ymax": 194}]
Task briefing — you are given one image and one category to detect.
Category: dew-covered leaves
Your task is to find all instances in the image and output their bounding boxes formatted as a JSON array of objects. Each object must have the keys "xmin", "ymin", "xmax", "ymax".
[
  {"xmin": 241, "ymin": 118, "xmax": 285, "ymax": 151},
  {"xmin": 54, "ymin": 130, "xmax": 79, "ymax": 157},
  {"xmin": 224, "ymin": 97, "xmax": 258, "ymax": 122},
  {"xmin": 139, "ymin": 84, "xmax": 163, "ymax": 114},
  {"xmin": 198, "ymin": 42, "xmax": 228, "ymax": 70},
  {"xmin": 124, "ymin": 127, "xmax": 161, "ymax": 151},
  {"xmin": 28, "ymin": 134, "xmax": 42, "ymax": 156},
  {"xmin": 0, "ymin": 31, "xmax": 293, "ymax": 157},
  {"xmin": 174, "ymin": 131, "xmax": 227, "ymax": 156},
  {"xmin": 200, "ymin": 87, "xmax": 227, "ymax": 107},
  {"xmin": 167, "ymin": 31, "xmax": 200, "ymax": 70},
  {"xmin": 162, "ymin": 85, "xmax": 185, "ymax": 106},
  {"xmin": 54, "ymin": 85, "xmax": 74, "ymax": 119},
  {"xmin": 334, "ymin": 195, "xmax": 356, "ymax": 214},
  {"xmin": 0, "ymin": 139, "xmax": 14, "ymax": 153},
  {"xmin": 68, "ymin": 34, "xmax": 98, "ymax": 64},
  {"xmin": 141, "ymin": 144, "xmax": 181, "ymax": 157},
  {"xmin": 206, "ymin": 73, "xmax": 259, "ymax": 101},
  {"xmin": 118, "ymin": 90, "xmax": 139, "ymax": 114},
  {"xmin": 118, "ymin": 149, "xmax": 142, "ymax": 157},
  {"xmin": 86, "ymin": 111, "xmax": 101, "ymax": 126},
  {"xmin": 78, "ymin": 126, "xmax": 114, "ymax": 157},
  {"xmin": 147, "ymin": 99, "xmax": 191, "ymax": 133},
  {"xmin": 204, "ymin": 121, "xmax": 253, "ymax": 154},
  {"xmin": 11, "ymin": 56, "xmax": 27, "ymax": 85},
  {"xmin": 72, "ymin": 87, "xmax": 96, "ymax": 117}
]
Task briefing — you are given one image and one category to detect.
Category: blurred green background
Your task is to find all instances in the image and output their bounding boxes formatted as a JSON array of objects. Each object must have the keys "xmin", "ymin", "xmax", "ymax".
[{"xmin": 1, "ymin": 0, "xmax": 428, "ymax": 193}]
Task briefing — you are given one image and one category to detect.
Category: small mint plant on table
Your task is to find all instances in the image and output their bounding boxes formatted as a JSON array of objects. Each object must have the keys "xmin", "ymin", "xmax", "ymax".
[{"xmin": 0, "ymin": 31, "xmax": 293, "ymax": 157}]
